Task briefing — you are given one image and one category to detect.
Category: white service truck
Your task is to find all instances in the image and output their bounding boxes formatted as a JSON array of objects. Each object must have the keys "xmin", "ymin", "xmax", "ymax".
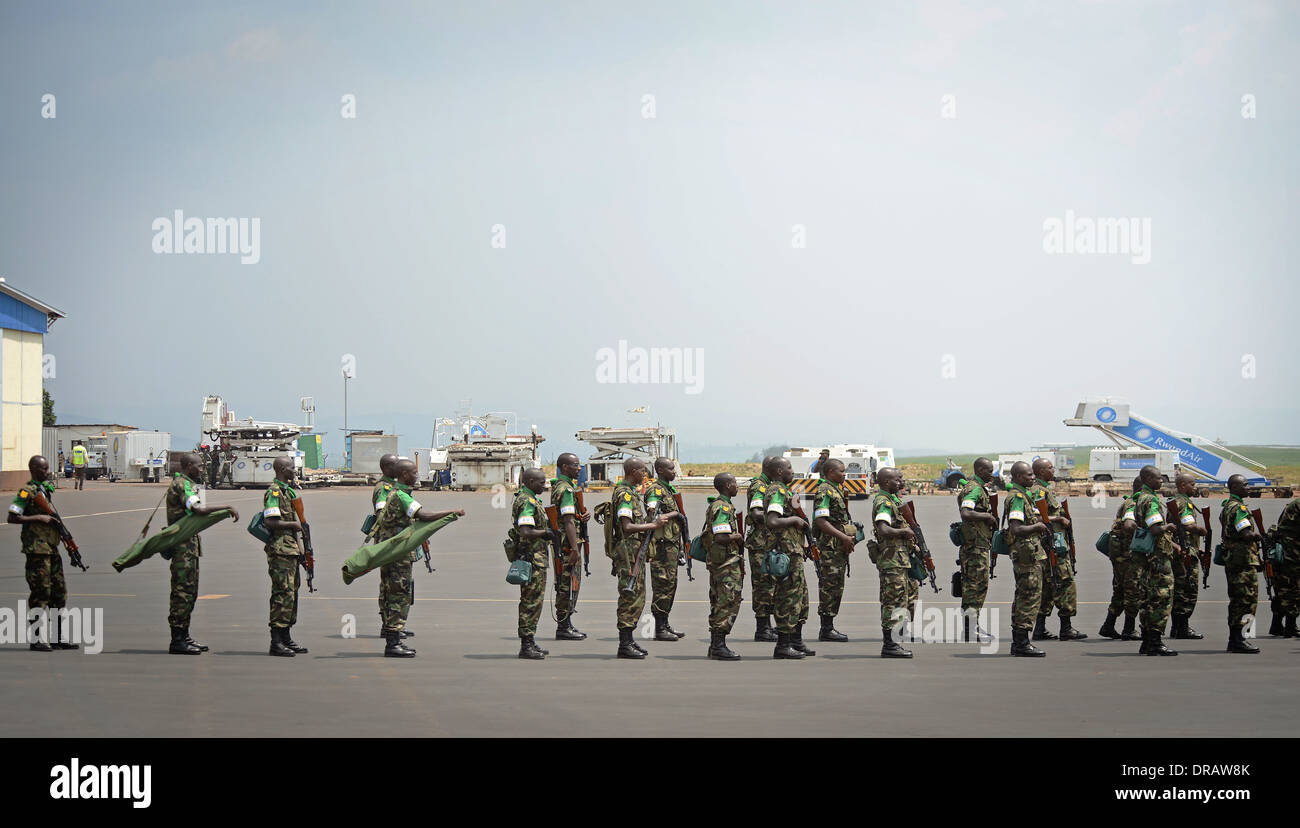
[{"xmin": 1088, "ymin": 448, "xmax": 1180, "ymax": 483}]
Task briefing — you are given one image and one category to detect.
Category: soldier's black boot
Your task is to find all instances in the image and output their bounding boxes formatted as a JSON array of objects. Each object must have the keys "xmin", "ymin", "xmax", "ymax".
[
  {"xmin": 773, "ymin": 631, "xmax": 805, "ymax": 659},
  {"xmin": 1285, "ymin": 615, "xmax": 1300, "ymax": 638},
  {"xmin": 1227, "ymin": 626, "xmax": 1259, "ymax": 654},
  {"xmin": 963, "ymin": 612, "xmax": 993, "ymax": 643},
  {"xmin": 169, "ymin": 627, "xmax": 201, "ymax": 655},
  {"xmin": 1120, "ymin": 613, "xmax": 1140, "ymax": 641},
  {"xmin": 754, "ymin": 616, "xmax": 777, "ymax": 642},
  {"xmin": 1144, "ymin": 628, "xmax": 1177, "ymax": 656},
  {"xmin": 269, "ymin": 628, "xmax": 296, "ymax": 657},
  {"xmin": 282, "ymin": 627, "xmax": 308, "ymax": 653},
  {"xmin": 818, "ymin": 614, "xmax": 848, "ymax": 642},
  {"xmin": 617, "ymin": 627, "xmax": 645, "ymax": 659},
  {"xmin": 791, "ymin": 624, "xmax": 816, "ymax": 656},
  {"xmin": 183, "ymin": 626, "xmax": 208, "ymax": 652},
  {"xmin": 518, "ymin": 634, "xmax": 547, "ymax": 660},
  {"xmin": 1269, "ymin": 610, "xmax": 1284, "ymax": 637},
  {"xmin": 1032, "ymin": 614, "xmax": 1058, "ymax": 641},
  {"xmin": 963, "ymin": 616, "xmax": 970, "ymax": 642},
  {"xmin": 708, "ymin": 632, "xmax": 740, "ymax": 661},
  {"xmin": 383, "ymin": 631, "xmax": 416, "ymax": 658},
  {"xmin": 1138, "ymin": 627, "xmax": 1154, "ymax": 655},
  {"xmin": 663, "ymin": 615, "xmax": 686, "ymax": 639},
  {"xmin": 1098, "ymin": 612, "xmax": 1121, "ymax": 639},
  {"xmin": 881, "ymin": 627, "xmax": 913, "ymax": 659},
  {"xmin": 1059, "ymin": 616, "xmax": 1088, "ymax": 641},
  {"xmin": 555, "ymin": 617, "xmax": 587, "ymax": 641},
  {"xmin": 400, "ymin": 629, "xmax": 415, "ymax": 638},
  {"xmin": 29, "ymin": 619, "xmax": 51, "ymax": 652},
  {"xmin": 653, "ymin": 612, "xmax": 679, "ymax": 642},
  {"xmin": 1010, "ymin": 629, "xmax": 1045, "ymax": 657},
  {"xmin": 52, "ymin": 615, "xmax": 79, "ymax": 650}
]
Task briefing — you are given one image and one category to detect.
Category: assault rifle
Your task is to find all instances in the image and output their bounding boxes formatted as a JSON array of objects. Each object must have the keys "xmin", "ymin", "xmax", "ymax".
[
  {"xmin": 899, "ymin": 500, "xmax": 939, "ymax": 593},
  {"xmin": 30, "ymin": 489, "xmax": 86, "ymax": 572},
  {"xmin": 988, "ymin": 492, "xmax": 999, "ymax": 579},
  {"xmin": 290, "ymin": 496, "xmax": 316, "ymax": 593},
  {"xmin": 1251, "ymin": 508, "xmax": 1275, "ymax": 601},
  {"xmin": 736, "ymin": 512, "xmax": 746, "ymax": 578},
  {"xmin": 622, "ymin": 504, "xmax": 658, "ymax": 595},
  {"xmin": 673, "ymin": 492, "xmax": 693, "ymax": 581},
  {"xmin": 576, "ymin": 491, "xmax": 592, "ymax": 577},
  {"xmin": 1166, "ymin": 497, "xmax": 1197, "ymax": 578},
  {"xmin": 1061, "ymin": 499, "xmax": 1077, "ymax": 566},
  {"xmin": 1200, "ymin": 506, "xmax": 1212, "ymax": 589},
  {"xmin": 792, "ymin": 501, "xmax": 821, "ymax": 577},
  {"xmin": 1034, "ymin": 498, "xmax": 1065, "ymax": 596}
]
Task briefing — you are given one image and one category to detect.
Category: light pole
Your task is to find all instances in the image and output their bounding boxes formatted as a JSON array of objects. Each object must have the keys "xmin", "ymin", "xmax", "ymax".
[{"xmin": 342, "ymin": 364, "xmax": 354, "ymax": 470}]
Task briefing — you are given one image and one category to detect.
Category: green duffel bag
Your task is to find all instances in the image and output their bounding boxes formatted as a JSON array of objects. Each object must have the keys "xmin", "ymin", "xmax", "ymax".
[
  {"xmin": 1095, "ymin": 531, "xmax": 1111, "ymax": 556},
  {"xmin": 1130, "ymin": 528, "xmax": 1155, "ymax": 556},
  {"xmin": 506, "ymin": 558, "xmax": 532, "ymax": 585},
  {"xmin": 689, "ymin": 534, "xmax": 708, "ymax": 563},
  {"xmin": 761, "ymin": 548, "xmax": 791, "ymax": 578},
  {"xmin": 112, "ymin": 509, "xmax": 235, "ymax": 572},
  {"xmin": 342, "ymin": 513, "xmax": 459, "ymax": 585}
]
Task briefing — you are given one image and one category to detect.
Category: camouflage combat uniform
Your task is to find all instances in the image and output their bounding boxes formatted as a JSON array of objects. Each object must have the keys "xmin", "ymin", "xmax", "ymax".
[
  {"xmin": 1029, "ymin": 479, "xmax": 1077, "ymax": 619},
  {"xmin": 745, "ymin": 473, "xmax": 777, "ymax": 621},
  {"xmin": 165, "ymin": 472, "xmax": 204, "ymax": 630},
  {"xmin": 955, "ymin": 475, "xmax": 993, "ymax": 612},
  {"xmin": 509, "ymin": 487, "xmax": 550, "ymax": 637},
  {"xmin": 644, "ymin": 477, "xmax": 683, "ymax": 617},
  {"xmin": 1170, "ymin": 491, "xmax": 1202, "ymax": 619},
  {"xmin": 369, "ymin": 476, "xmax": 400, "ymax": 627},
  {"xmin": 611, "ymin": 480, "xmax": 649, "ymax": 630},
  {"xmin": 764, "ymin": 480, "xmax": 808, "ymax": 635},
  {"xmin": 870, "ymin": 489, "xmax": 914, "ymax": 630},
  {"xmin": 1126, "ymin": 486, "xmax": 1174, "ymax": 634},
  {"xmin": 261, "ymin": 480, "xmax": 302, "ymax": 630},
  {"xmin": 1005, "ymin": 482, "xmax": 1046, "ymax": 633},
  {"xmin": 1220, "ymin": 494, "xmax": 1261, "ymax": 633},
  {"xmin": 10, "ymin": 480, "xmax": 65, "ymax": 610},
  {"xmin": 549, "ymin": 473, "xmax": 582, "ymax": 624},
  {"xmin": 1106, "ymin": 494, "xmax": 1142, "ymax": 618},
  {"xmin": 373, "ymin": 480, "xmax": 421, "ymax": 633},
  {"xmin": 811, "ymin": 478, "xmax": 854, "ymax": 619},
  {"xmin": 704, "ymin": 493, "xmax": 743, "ymax": 634},
  {"xmin": 1272, "ymin": 498, "xmax": 1300, "ymax": 620}
]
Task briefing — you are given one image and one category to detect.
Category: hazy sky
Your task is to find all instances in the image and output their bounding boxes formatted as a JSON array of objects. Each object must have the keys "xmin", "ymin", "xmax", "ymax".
[{"xmin": 2, "ymin": 1, "xmax": 1297, "ymax": 462}]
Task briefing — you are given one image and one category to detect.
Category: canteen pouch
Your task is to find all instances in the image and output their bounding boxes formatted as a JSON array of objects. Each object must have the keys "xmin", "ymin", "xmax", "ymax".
[
  {"xmin": 950, "ymin": 569, "xmax": 962, "ymax": 597},
  {"xmin": 502, "ymin": 537, "xmax": 518, "ymax": 562},
  {"xmin": 907, "ymin": 553, "xmax": 927, "ymax": 583},
  {"xmin": 761, "ymin": 548, "xmax": 791, "ymax": 579},
  {"xmin": 1130, "ymin": 528, "xmax": 1155, "ymax": 556},
  {"xmin": 689, "ymin": 533, "xmax": 708, "ymax": 564},
  {"xmin": 1212, "ymin": 542, "xmax": 1226, "ymax": 566},
  {"xmin": 866, "ymin": 538, "xmax": 880, "ymax": 564},
  {"xmin": 1051, "ymin": 531, "xmax": 1070, "ymax": 556},
  {"xmin": 948, "ymin": 522, "xmax": 965, "ymax": 547},
  {"xmin": 247, "ymin": 511, "xmax": 271, "ymax": 544},
  {"xmin": 1268, "ymin": 542, "xmax": 1286, "ymax": 566},
  {"xmin": 360, "ymin": 513, "xmax": 377, "ymax": 536},
  {"xmin": 1095, "ymin": 531, "xmax": 1111, "ymax": 556},
  {"xmin": 506, "ymin": 557, "xmax": 533, "ymax": 585},
  {"xmin": 854, "ymin": 522, "xmax": 866, "ymax": 543},
  {"xmin": 991, "ymin": 530, "xmax": 1009, "ymax": 557}
]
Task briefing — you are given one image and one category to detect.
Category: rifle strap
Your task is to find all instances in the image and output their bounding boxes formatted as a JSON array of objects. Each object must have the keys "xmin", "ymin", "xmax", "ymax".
[{"xmin": 138, "ymin": 488, "xmax": 169, "ymax": 540}]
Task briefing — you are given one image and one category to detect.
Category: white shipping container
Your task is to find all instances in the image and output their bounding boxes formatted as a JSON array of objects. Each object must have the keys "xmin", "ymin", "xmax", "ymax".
[
  {"xmin": 106, "ymin": 430, "xmax": 171, "ymax": 482},
  {"xmin": 349, "ymin": 434, "xmax": 399, "ymax": 474}
]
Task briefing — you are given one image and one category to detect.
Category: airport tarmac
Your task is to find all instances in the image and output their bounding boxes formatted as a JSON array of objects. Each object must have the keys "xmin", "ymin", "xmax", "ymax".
[{"xmin": 0, "ymin": 481, "xmax": 1293, "ymax": 738}]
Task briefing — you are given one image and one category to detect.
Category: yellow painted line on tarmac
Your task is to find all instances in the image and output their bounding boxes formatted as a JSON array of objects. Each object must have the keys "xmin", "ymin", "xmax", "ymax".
[{"xmin": 197, "ymin": 594, "xmax": 230, "ymax": 600}]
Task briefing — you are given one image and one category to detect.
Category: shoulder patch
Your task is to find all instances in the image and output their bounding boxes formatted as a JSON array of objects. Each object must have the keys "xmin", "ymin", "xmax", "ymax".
[{"xmin": 18, "ymin": 490, "xmax": 28, "ymax": 499}]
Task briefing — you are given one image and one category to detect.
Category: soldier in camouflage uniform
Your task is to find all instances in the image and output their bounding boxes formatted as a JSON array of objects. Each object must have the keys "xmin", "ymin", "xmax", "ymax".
[
  {"xmin": 1169, "ymin": 473, "xmax": 1207, "ymax": 640},
  {"xmin": 610, "ymin": 458, "xmax": 671, "ymax": 659},
  {"xmin": 644, "ymin": 458, "xmax": 687, "ymax": 641},
  {"xmin": 368, "ymin": 454, "xmax": 414, "ymax": 639},
  {"xmin": 704, "ymin": 472, "xmax": 744, "ymax": 660},
  {"xmin": 1220, "ymin": 474, "xmax": 1262, "ymax": 654},
  {"xmin": 811, "ymin": 459, "xmax": 856, "ymax": 642},
  {"xmin": 261, "ymin": 456, "xmax": 308, "ymax": 657},
  {"xmin": 869, "ymin": 468, "xmax": 914, "ymax": 658},
  {"xmin": 508, "ymin": 468, "xmax": 552, "ymax": 659},
  {"xmin": 163, "ymin": 453, "xmax": 240, "ymax": 654},
  {"xmin": 1122, "ymin": 465, "xmax": 1177, "ymax": 655},
  {"xmin": 1005, "ymin": 462, "xmax": 1050, "ymax": 657},
  {"xmin": 7, "ymin": 455, "xmax": 77, "ymax": 651},
  {"xmin": 955, "ymin": 457, "xmax": 998, "ymax": 642},
  {"xmin": 1099, "ymin": 478, "xmax": 1144, "ymax": 640},
  {"xmin": 745, "ymin": 458, "xmax": 780, "ymax": 642},
  {"xmin": 372, "ymin": 458, "xmax": 464, "ymax": 658},
  {"xmin": 550, "ymin": 453, "xmax": 589, "ymax": 641},
  {"xmin": 764, "ymin": 458, "xmax": 817, "ymax": 659},
  {"xmin": 1029, "ymin": 458, "xmax": 1086, "ymax": 641},
  {"xmin": 1269, "ymin": 495, "xmax": 1300, "ymax": 637}
]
